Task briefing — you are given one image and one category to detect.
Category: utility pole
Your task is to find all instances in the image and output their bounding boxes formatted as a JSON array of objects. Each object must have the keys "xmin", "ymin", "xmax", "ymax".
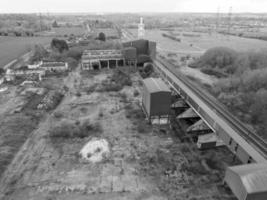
[
  {"xmin": 227, "ymin": 6, "xmax": 232, "ymax": 39},
  {"xmin": 215, "ymin": 6, "xmax": 220, "ymax": 37},
  {"xmin": 39, "ymin": 12, "xmax": 42, "ymax": 32}
]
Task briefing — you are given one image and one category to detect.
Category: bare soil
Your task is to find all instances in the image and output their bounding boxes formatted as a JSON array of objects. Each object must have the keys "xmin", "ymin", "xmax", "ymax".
[{"xmin": 0, "ymin": 67, "xmax": 237, "ymax": 200}]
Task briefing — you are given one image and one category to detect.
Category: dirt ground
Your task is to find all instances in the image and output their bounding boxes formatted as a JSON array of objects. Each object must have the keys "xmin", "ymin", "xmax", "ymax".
[{"xmin": 0, "ymin": 67, "xmax": 237, "ymax": 200}]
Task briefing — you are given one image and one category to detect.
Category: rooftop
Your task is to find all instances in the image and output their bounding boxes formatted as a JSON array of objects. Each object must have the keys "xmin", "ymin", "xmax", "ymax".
[
  {"xmin": 143, "ymin": 77, "xmax": 171, "ymax": 93},
  {"xmin": 228, "ymin": 162, "xmax": 267, "ymax": 194}
]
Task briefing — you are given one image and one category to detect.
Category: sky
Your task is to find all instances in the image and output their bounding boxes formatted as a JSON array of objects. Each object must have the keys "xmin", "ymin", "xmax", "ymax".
[{"xmin": 0, "ymin": 0, "xmax": 267, "ymax": 13}]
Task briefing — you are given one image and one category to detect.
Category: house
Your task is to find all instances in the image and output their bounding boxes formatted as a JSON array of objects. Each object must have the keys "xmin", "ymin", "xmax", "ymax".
[
  {"xmin": 5, "ymin": 67, "xmax": 45, "ymax": 81},
  {"xmin": 40, "ymin": 61, "xmax": 68, "ymax": 72}
]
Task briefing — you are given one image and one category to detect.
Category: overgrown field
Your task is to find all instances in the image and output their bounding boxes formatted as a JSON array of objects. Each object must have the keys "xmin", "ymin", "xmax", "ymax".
[
  {"xmin": 51, "ymin": 27, "xmax": 86, "ymax": 36},
  {"xmin": 127, "ymin": 28, "xmax": 267, "ymax": 56},
  {"xmin": 0, "ymin": 36, "xmax": 52, "ymax": 68}
]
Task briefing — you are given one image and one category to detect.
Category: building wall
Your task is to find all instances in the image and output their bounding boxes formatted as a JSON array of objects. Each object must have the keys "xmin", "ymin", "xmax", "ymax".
[
  {"xmin": 142, "ymin": 86, "xmax": 151, "ymax": 117},
  {"xmin": 148, "ymin": 41, "xmax": 157, "ymax": 60},
  {"xmin": 225, "ymin": 170, "xmax": 247, "ymax": 200},
  {"xmin": 150, "ymin": 91, "xmax": 171, "ymax": 116},
  {"xmin": 123, "ymin": 39, "xmax": 149, "ymax": 55}
]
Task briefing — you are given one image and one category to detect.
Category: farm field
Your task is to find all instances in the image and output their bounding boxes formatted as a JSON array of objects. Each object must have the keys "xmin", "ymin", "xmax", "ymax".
[
  {"xmin": 0, "ymin": 36, "xmax": 52, "ymax": 68},
  {"xmin": 128, "ymin": 29, "xmax": 201, "ymax": 55},
  {"xmin": 51, "ymin": 27, "xmax": 86, "ymax": 36},
  {"xmin": 128, "ymin": 28, "xmax": 267, "ymax": 55}
]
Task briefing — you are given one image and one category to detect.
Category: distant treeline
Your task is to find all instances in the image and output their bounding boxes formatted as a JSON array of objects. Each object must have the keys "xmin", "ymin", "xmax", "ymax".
[{"xmin": 219, "ymin": 30, "xmax": 267, "ymax": 41}]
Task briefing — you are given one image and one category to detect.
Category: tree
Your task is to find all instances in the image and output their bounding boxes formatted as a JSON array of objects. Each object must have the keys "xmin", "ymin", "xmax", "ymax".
[
  {"xmin": 198, "ymin": 47, "xmax": 238, "ymax": 69},
  {"xmin": 0, "ymin": 68, "xmax": 5, "ymax": 76},
  {"xmin": 51, "ymin": 38, "xmax": 69, "ymax": 53},
  {"xmin": 98, "ymin": 32, "xmax": 106, "ymax": 42},
  {"xmin": 30, "ymin": 45, "xmax": 49, "ymax": 64},
  {"xmin": 52, "ymin": 20, "xmax": 59, "ymax": 28}
]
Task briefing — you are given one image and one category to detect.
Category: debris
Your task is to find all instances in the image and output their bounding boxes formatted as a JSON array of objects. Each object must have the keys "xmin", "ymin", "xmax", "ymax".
[{"xmin": 80, "ymin": 138, "xmax": 109, "ymax": 163}]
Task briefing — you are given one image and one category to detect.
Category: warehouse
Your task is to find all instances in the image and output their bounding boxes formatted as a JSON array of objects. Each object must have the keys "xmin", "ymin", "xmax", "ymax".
[
  {"xmin": 81, "ymin": 49, "xmax": 125, "ymax": 70},
  {"xmin": 123, "ymin": 39, "xmax": 156, "ymax": 65},
  {"xmin": 224, "ymin": 163, "xmax": 267, "ymax": 200},
  {"xmin": 142, "ymin": 77, "xmax": 171, "ymax": 123}
]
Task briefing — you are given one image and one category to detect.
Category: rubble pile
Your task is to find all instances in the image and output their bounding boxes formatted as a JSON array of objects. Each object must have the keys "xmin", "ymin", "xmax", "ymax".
[{"xmin": 37, "ymin": 91, "xmax": 64, "ymax": 110}]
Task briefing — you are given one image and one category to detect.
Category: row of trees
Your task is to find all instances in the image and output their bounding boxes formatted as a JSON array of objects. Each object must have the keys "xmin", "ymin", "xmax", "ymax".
[{"xmin": 195, "ymin": 47, "xmax": 267, "ymax": 139}]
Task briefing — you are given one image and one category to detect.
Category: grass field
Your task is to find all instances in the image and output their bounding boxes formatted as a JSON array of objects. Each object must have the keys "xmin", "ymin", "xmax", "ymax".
[
  {"xmin": 0, "ymin": 36, "xmax": 52, "ymax": 68},
  {"xmin": 128, "ymin": 28, "xmax": 267, "ymax": 56},
  {"xmin": 51, "ymin": 27, "xmax": 86, "ymax": 36}
]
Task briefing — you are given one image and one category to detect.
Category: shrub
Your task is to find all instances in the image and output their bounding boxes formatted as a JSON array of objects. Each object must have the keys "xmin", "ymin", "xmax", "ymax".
[
  {"xmin": 200, "ymin": 68, "xmax": 227, "ymax": 78},
  {"xmin": 53, "ymin": 111, "xmax": 64, "ymax": 119},
  {"xmin": 49, "ymin": 120, "xmax": 102, "ymax": 139},
  {"xmin": 133, "ymin": 89, "xmax": 139, "ymax": 97}
]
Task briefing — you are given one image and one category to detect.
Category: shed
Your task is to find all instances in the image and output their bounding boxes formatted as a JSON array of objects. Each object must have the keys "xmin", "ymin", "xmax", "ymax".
[
  {"xmin": 224, "ymin": 163, "xmax": 267, "ymax": 200},
  {"xmin": 142, "ymin": 78, "xmax": 171, "ymax": 120}
]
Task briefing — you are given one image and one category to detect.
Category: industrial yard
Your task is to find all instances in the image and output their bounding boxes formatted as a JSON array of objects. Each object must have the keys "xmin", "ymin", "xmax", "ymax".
[
  {"xmin": 0, "ymin": 66, "xmax": 239, "ymax": 200},
  {"xmin": 1, "ymin": 7, "xmax": 267, "ymax": 200}
]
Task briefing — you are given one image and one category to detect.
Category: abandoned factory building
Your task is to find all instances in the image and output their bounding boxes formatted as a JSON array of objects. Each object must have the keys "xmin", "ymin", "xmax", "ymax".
[
  {"xmin": 142, "ymin": 77, "xmax": 171, "ymax": 122},
  {"xmin": 81, "ymin": 39, "xmax": 156, "ymax": 70},
  {"xmin": 224, "ymin": 162, "xmax": 267, "ymax": 200}
]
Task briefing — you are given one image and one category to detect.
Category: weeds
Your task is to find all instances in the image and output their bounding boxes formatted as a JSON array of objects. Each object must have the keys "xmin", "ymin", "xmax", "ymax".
[{"xmin": 49, "ymin": 120, "xmax": 102, "ymax": 139}]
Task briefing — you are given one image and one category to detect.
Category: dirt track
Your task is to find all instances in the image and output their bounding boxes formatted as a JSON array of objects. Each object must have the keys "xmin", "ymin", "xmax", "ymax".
[{"xmin": 0, "ymin": 67, "xmax": 237, "ymax": 200}]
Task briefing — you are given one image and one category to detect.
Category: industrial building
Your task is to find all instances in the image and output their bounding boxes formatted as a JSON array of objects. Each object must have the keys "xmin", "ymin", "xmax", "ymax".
[
  {"xmin": 123, "ymin": 39, "xmax": 156, "ymax": 65},
  {"xmin": 40, "ymin": 61, "xmax": 68, "ymax": 72},
  {"xmin": 5, "ymin": 67, "xmax": 45, "ymax": 81},
  {"xmin": 224, "ymin": 163, "xmax": 267, "ymax": 200},
  {"xmin": 81, "ymin": 39, "xmax": 156, "ymax": 70},
  {"xmin": 81, "ymin": 49, "xmax": 125, "ymax": 70},
  {"xmin": 142, "ymin": 77, "xmax": 171, "ymax": 122}
]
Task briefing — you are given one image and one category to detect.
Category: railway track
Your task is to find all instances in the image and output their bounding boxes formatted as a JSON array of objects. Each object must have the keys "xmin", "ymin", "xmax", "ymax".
[
  {"xmin": 155, "ymin": 57, "xmax": 267, "ymax": 158},
  {"xmin": 121, "ymin": 26, "xmax": 267, "ymax": 160}
]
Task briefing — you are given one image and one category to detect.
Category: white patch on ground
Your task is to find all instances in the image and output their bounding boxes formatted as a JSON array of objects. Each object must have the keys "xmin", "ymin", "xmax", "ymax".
[
  {"xmin": 80, "ymin": 138, "xmax": 109, "ymax": 163},
  {"xmin": 0, "ymin": 87, "xmax": 8, "ymax": 92}
]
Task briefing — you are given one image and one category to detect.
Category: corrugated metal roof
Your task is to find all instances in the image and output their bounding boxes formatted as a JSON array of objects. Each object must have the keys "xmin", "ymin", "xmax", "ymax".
[
  {"xmin": 229, "ymin": 163, "xmax": 267, "ymax": 194},
  {"xmin": 143, "ymin": 78, "xmax": 170, "ymax": 93}
]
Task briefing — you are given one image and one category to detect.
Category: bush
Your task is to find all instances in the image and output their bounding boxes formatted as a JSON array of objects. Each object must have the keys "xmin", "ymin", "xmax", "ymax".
[
  {"xmin": 53, "ymin": 111, "xmax": 64, "ymax": 119},
  {"xmin": 51, "ymin": 38, "xmax": 69, "ymax": 53},
  {"xmin": 49, "ymin": 120, "xmax": 102, "ymax": 139},
  {"xmin": 100, "ymin": 69, "xmax": 132, "ymax": 92},
  {"xmin": 133, "ymin": 89, "xmax": 139, "ymax": 97},
  {"xmin": 200, "ymin": 68, "xmax": 227, "ymax": 78}
]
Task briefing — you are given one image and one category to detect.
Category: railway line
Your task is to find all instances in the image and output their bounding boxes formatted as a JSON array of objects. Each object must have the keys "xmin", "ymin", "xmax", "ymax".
[
  {"xmin": 155, "ymin": 57, "xmax": 267, "ymax": 159},
  {"xmin": 121, "ymin": 27, "xmax": 267, "ymax": 163}
]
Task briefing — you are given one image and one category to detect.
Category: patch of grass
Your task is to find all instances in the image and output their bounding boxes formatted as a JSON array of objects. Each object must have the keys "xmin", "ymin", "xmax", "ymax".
[
  {"xmin": 83, "ymin": 84, "xmax": 97, "ymax": 94},
  {"xmin": 49, "ymin": 120, "xmax": 102, "ymax": 139},
  {"xmin": 99, "ymin": 69, "xmax": 132, "ymax": 92},
  {"xmin": 200, "ymin": 68, "xmax": 227, "ymax": 78}
]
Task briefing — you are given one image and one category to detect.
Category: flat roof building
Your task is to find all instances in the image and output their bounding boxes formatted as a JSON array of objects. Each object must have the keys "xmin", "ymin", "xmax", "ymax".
[
  {"xmin": 142, "ymin": 77, "xmax": 171, "ymax": 122},
  {"xmin": 81, "ymin": 49, "xmax": 125, "ymax": 70},
  {"xmin": 224, "ymin": 163, "xmax": 267, "ymax": 200}
]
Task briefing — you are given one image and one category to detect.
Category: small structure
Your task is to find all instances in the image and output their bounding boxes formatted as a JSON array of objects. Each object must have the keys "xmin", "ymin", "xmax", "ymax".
[
  {"xmin": 40, "ymin": 61, "xmax": 68, "ymax": 72},
  {"xmin": 142, "ymin": 77, "xmax": 171, "ymax": 122},
  {"xmin": 81, "ymin": 49, "xmax": 125, "ymax": 70},
  {"xmin": 138, "ymin": 17, "xmax": 145, "ymax": 39},
  {"xmin": 224, "ymin": 163, "xmax": 267, "ymax": 200},
  {"xmin": 5, "ymin": 67, "xmax": 45, "ymax": 81}
]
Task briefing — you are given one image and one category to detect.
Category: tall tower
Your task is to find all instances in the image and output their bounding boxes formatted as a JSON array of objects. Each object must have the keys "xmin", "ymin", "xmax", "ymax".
[
  {"xmin": 138, "ymin": 17, "xmax": 145, "ymax": 39},
  {"xmin": 227, "ymin": 7, "xmax": 232, "ymax": 37}
]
